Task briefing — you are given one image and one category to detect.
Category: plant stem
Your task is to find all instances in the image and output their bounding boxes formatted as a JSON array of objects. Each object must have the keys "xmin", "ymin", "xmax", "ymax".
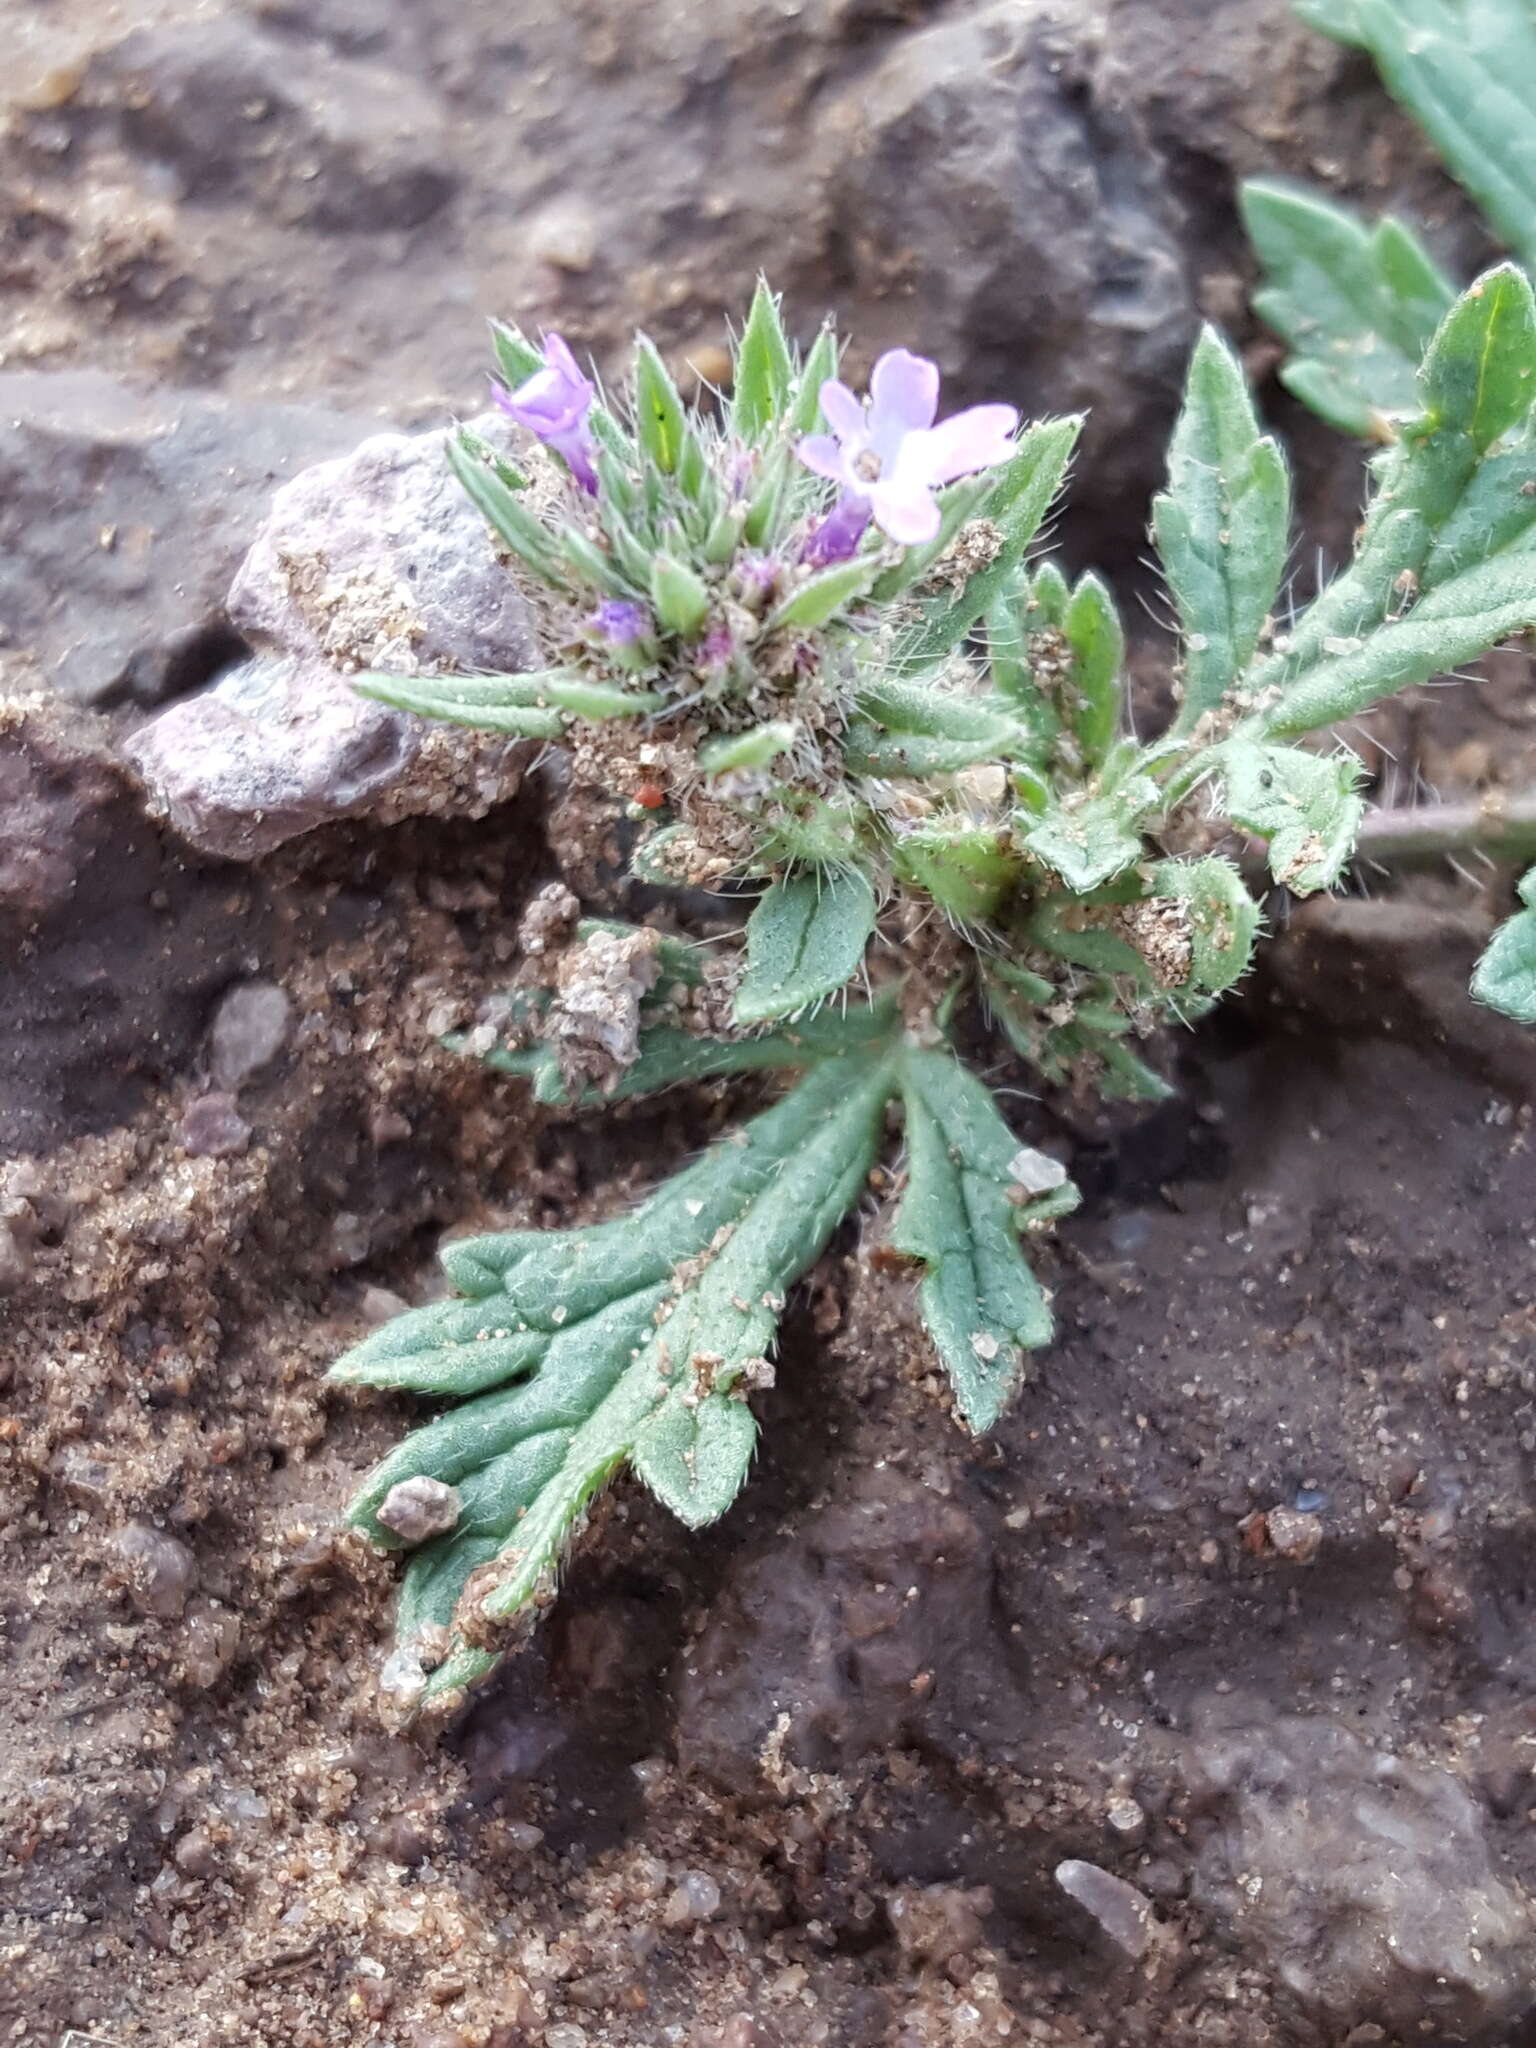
[{"xmin": 1353, "ymin": 792, "xmax": 1536, "ymax": 869}]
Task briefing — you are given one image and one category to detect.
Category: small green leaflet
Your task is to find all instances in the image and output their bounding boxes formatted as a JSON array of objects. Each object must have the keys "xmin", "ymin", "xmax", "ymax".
[
  {"xmin": 1153, "ymin": 329, "xmax": 1291, "ymax": 729},
  {"xmin": 1220, "ymin": 739, "xmax": 1365, "ymax": 895},
  {"xmin": 1017, "ymin": 778, "xmax": 1158, "ymax": 893},
  {"xmin": 892, "ymin": 1045, "xmax": 1079, "ymax": 1431},
  {"xmin": 336, "ymin": 1048, "xmax": 898, "ymax": 1712},
  {"xmin": 732, "ymin": 280, "xmax": 795, "ymax": 443},
  {"xmin": 1146, "ymin": 857, "xmax": 1260, "ymax": 997},
  {"xmin": 356, "ymin": 668, "xmax": 659, "ymax": 736},
  {"xmin": 1471, "ymin": 867, "xmax": 1536, "ymax": 1023},
  {"xmin": 846, "ymin": 676, "xmax": 1044, "ymax": 777},
  {"xmin": 1298, "ymin": 0, "xmax": 1536, "ymax": 276},
  {"xmin": 1241, "ymin": 179, "xmax": 1456, "ymax": 437},
  {"xmin": 650, "ymin": 554, "xmax": 712, "ymax": 638},
  {"xmin": 900, "ymin": 417, "xmax": 1083, "ymax": 671},
  {"xmin": 734, "ymin": 868, "xmax": 878, "ymax": 1024},
  {"xmin": 1250, "ymin": 266, "xmax": 1536, "ymax": 739}
]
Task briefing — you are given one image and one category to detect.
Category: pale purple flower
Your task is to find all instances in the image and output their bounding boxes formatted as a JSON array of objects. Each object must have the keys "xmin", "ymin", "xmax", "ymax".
[
  {"xmin": 494, "ymin": 333, "xmax": 598, "ymax": 493},
  {"xmin": 798, "ymin": 349, "xmax": 1018, "ymax": 547},
  {"xmin": 590, "ymin": 599, "xmax": 651, "ymax": 646}
]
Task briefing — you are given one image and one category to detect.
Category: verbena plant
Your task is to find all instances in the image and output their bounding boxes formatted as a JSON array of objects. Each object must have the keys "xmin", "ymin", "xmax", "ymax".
[
  {"xmin": 334, "ymin": 275, "xmax": 1536, "ymax": 1716},
  {"xmin": 1242, "ymin": 0, "xmax": 1536, "ymax": 1021}
]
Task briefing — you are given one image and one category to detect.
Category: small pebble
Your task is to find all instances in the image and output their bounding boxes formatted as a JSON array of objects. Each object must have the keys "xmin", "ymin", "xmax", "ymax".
[
  {"xmin": 180, "ymin": 1598, "xmax": 241, "ymax": 1688},
  {"xmin": 114, "ymin": 1521, "xmax": 198, "ymax": 1619},
  {"xmin": 663, "ymin": 1870, "xmax": 722, "ymax": 1927},
  {"xmin": 209, "ymin": 980, "xmax": 292, "ymax": 1089},
  {"xmin": 377, "ymin": 1476, "xmax": 461, "ymax": 1543},
  {"xmin": 1265, "ymin": 1505, "xmax": 1324, "ymax": 1564},
  {"xmin": 178, "ymin": 1093, "xmax": 251, "ymax": 1159},
  {"xmin": 1054, "ymin": 1859, "xmax": 1155, "ymax": 1958}
]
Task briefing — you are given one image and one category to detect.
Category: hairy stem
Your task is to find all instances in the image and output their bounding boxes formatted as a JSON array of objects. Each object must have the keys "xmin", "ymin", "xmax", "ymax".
[{"xmin": 1353, "ymin": 791, "xmax": 1536, "ymax": 868}]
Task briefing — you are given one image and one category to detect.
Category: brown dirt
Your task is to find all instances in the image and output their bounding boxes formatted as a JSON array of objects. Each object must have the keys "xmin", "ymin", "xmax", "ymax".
[{"xmin": 7, "ymin": 731, "xmax": 1536, "ymax": 2044}]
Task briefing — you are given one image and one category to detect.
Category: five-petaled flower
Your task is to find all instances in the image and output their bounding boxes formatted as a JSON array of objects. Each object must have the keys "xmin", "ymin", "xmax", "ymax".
[
  {"xmin": 494, "ymin": 333, "xmax": 598, "ymax": 494},
  {"xmin": 798, "ymin": 349, "xmax": 1018, "ymax": 551}
]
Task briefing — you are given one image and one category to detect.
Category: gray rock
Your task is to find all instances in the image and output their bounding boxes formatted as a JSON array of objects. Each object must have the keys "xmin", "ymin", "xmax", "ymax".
[
  {"xmin": 208, "ymin": 980, "xmax": 292, "ymax": 1089},
  {"xmin": 816, "ymin": 1, "xmax": 1193, "ymax": 551},
  {"xmin": 125, "ymin": 653, "xmax": 417, "ymax": 861},
  {"xmin": 126, "ymin": 424, "xmax": 539, "ymax": 859},
  {"xmin": 0, "ymin": 371, "xmax": 361, "ymax": 705},
  {"xmin": 226, "ymin": 424, "xmax": 540, "ymax": 679},
  {"xmin": 1187, "ymin": 1711, "xmax": 1534, "ymax": 2038},
  {"xmin": 87, "ymin": 17, "xmax": 456, "ymax": 232}
]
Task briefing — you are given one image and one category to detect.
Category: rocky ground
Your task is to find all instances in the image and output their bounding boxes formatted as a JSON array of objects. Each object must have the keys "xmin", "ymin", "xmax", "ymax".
[{"xmin": 6, "ymin": 0, "xmax": 1536, "ymax": 2043}]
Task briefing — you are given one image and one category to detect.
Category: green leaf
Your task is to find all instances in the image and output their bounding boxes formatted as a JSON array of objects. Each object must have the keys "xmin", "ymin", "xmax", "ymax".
[
  {"xmin": 733, "ymin": 280, "xmax": 795, "ymax": 443},
  {"xmin": 1062, "ymin": 571, "xmax": 1125, "ymax": 768},
  {"xmin": 767, "ymin": 556, "xmax": 881, "ymax": 631},
  {"xmin": 847, "ymin": 676, "xmax": 1043, "ymax": 777},
  {"xmin": 1421, "ymin": 263, "xmax": 1536, "ymax": 454},
  {"xmin": 633, "ymin": 336, "xmax": 689, "ymax": 475},
  {"xmin": 340, "ymin": 1049, "xmax": 898, "ymax": 1711},
  {"xmin": 649, "ymin": 554, "xmax": 712, "ymax": 638},
  {"xmin": 734, "ymin": 867, "xmax": 878, "ymax": 1024},
  {"xmin": 891, "ymin": 1045, "xmax": 1078, "ymax": 1431},
  {"xmin": 890, "ymin": 823, "xmax": 1016, "ymax": 924},
  {"xmin": 787, "ymin": 324, "xmax": 840, "ymax": 436},
  {"xmin": 1017, "ymin": 777, "xmax": 1158, "ymax": 894},
  {"xmin": 1249, "ymin": 267, "xmax": 1536, "ymax": 738},
  {"xmin": 490, "ymin": 321, "xmax": 546, "ymax": 389},
  {"xmin": 354, "ymin": 670, "xmax": 573, "ymax": 738},
  {"xmin": 632, "ymin": 1393, "xmax": 758, "ymax": 1527},
  {"xmin": 1323, "ymin": 0, "xmax": 1536, "ymax": 275},
  {"xmin": 900, "ymin": 418, "xmax": 1083, "ymax": 670},
  {"xmin": 698, "ymin": 721, "xmax": 798, "ymax": 775},
  {"xmin": 1154, "ymin": 328, "xmax": 1291, "ymax": 728},
  {"xmin": 1147, "ymin": 857, "xmax": 1260, "ymax": 996},
  {"xmin": 1471, "ymin": 867, "xmax": 1536, "ymax": 1022},
  {"xmin": 1242, "ymin": 180, "xmax": 1456, "ymax": 438},
  {"xmin": 356, "ymin": 669, "xmax": 659, "ymax": 734},
  {"xmin": 1220, "ymin": 739, "xmax": 1365, "ymax": 894},
  {"xmin": 448, "ymin": 433, "xmax": 566, "ymax": 586}
]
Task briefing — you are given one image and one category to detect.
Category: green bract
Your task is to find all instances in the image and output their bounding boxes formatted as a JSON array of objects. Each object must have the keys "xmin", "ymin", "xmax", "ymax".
[{"xmin": 334, "ymin": 277, "xmax": 1536, "ymax": 1715}]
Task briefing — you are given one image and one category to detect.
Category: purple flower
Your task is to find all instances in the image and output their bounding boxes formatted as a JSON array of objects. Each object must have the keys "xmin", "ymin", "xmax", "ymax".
[
  {"xmin": 494, "ymin": 333, "xmax": 598, "ymax": 494},
  {"xmin": 590, "ymin": 599, "xmax": 651, "ymax": 646},
  {"xmin": 798, "ymin": 349, "xmax": 1018, "ymax": 547},
  {"xmin": 803, "ymin": 492, "xmax": 873, "ymax": 567}
]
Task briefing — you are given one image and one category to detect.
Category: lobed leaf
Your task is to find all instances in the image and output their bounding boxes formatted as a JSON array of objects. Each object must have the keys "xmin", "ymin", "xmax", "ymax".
[
  {"xmin": 1154, "ymin": 329, "xmax": 1292, "ymax": 729},
  {"xmin": 1220, "ymin": 739, "xmax": 1366, "ymax": 894},
  {"xmin": 1242, "ymin": 179, "xmax": 1456, "ymax": 438},
  {"xmin": 352, "ymin": 1049, "xmax": 899, "ymax": 1711},
  {"xmin": 1251, "ymin": 266, "xmax": 1536, "ymax": 736},
  {"xmin": 891, "ymin": 1045, "xmax": 1078, "ymax": 1431},
  {"xmin": 1016, "ymin": 777, "xmax": 1159, "ymax": 894},
  {"xmin": 1310, "ymin": 0, "xmax": 1536, "ymax": 275}
]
